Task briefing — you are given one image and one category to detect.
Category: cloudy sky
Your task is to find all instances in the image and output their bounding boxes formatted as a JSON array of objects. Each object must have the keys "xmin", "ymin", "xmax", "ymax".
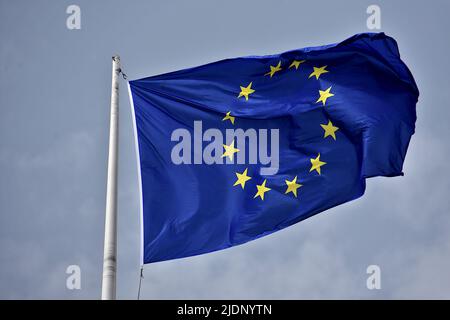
[{"xmin": 0, "ymin": 0, "xmax": 449, "ymax": 299}]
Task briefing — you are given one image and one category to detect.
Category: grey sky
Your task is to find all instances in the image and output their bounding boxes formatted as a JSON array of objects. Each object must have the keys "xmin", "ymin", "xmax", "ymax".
[{"xmin": 0, "ymin": 0, "xmax": 449, "ymax": 299}]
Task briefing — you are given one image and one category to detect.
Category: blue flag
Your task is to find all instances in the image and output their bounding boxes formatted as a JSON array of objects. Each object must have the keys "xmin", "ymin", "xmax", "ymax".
[{"xmin": 128, "ymin": 33, "xmax": 418, "ymax": 264}]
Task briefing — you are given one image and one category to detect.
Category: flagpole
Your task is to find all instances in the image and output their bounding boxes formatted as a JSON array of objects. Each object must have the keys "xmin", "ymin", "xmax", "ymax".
[{"xmin": 101, "ymin": 55, "xmax": 120, "ymax": 300}]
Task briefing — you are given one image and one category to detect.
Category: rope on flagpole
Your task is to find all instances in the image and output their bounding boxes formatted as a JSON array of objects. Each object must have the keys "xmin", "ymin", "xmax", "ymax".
[
  {"xmin": 116, "ymin": 59, "xmax": 140, "ymax": 300},
  {"xmin": 119, "ymin": 66, "xmax": 127, "ymax": 80},
  {"xmin": 137, "ymin": 265, "xmax": 144, "ymax": 300}
]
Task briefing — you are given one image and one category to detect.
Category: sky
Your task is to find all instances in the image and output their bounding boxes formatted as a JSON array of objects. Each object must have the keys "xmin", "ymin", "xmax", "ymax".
[{"xmin": 0, "ymin": 0, "xmax": 449, "ymax": 299}]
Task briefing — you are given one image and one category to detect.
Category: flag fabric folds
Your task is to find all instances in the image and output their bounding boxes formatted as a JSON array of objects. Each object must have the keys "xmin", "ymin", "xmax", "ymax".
[{"xmin": 128, "ymin": 33, "xmax": 418, "ymax": 264}]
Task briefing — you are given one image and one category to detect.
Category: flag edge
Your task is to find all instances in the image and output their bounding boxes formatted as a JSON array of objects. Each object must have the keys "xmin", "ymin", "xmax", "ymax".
[{"xmin": 128, "ymin": 82, "xmax": 145, "ymax": 266}]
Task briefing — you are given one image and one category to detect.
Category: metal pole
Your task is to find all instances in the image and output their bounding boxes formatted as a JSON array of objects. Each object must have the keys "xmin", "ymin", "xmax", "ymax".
[{"xmin": 101, "ymin": 55, "xmax": 120, "ymax": 300}]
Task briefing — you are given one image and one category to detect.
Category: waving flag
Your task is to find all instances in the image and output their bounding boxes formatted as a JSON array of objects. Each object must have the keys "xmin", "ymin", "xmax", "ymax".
[{"xmin": 128, "ymin": 33, "xmax": 418, "ymax": 264}]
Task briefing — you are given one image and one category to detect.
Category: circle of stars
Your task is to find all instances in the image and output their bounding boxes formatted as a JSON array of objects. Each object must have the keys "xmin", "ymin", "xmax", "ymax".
[{"xmin": 225, "ymin": 59, "xmax": 340, "ymax": 201}]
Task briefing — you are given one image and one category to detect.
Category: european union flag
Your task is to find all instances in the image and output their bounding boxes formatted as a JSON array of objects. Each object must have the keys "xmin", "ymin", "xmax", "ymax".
[{"xmin": 128, "ymin": 33, "xmax": 418, "ymax": 264}]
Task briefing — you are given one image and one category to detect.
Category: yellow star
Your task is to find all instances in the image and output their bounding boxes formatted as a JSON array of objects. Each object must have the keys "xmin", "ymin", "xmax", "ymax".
[
  {"xmin": 265, "ymin": 61, "xmax": 282, "ymax": 78},
  {"xmin": 310, "ymin": 153, "xmax": 326, "ymax": 175},
  {"xmin": 316, "ymin": 86, "xmax": 334, "ymax": 106},
  {"xmin": 233, "ymin": 168, "xmax": 251, "ymax": 189},
  {"xmin": 320, "ymin": 120, "xmax": 339, "ymax": 140},
  {"xmin": 289, "ymin": 60, "xmax": 305, "ymax": 70},
  {"xmin": 309, "ymin": 65, "xmax": 329, "ymax": 80},
  {"xmin": 285, "ymin": 176, "xmax": 302, "ymax": 197},
  {"xmin": 237, "ymin": 82, "xmax": 255, "ymax": 101},
  {"xmin": 222, "ymin": 111, "xmax": 235, "ymax": 125},
  {"xmin": 221, "ymin": 140, "xmax": 240, "ymax": 160},
  {"xmin": 254, "ymin": 179, "xmax": 271, "ymax": 200}
]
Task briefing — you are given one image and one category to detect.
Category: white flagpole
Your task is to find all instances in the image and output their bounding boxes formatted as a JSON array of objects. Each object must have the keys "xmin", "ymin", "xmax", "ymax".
[{"xmin": 101, "ymin": 55, "xmax": 121, "ymax": 300}]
